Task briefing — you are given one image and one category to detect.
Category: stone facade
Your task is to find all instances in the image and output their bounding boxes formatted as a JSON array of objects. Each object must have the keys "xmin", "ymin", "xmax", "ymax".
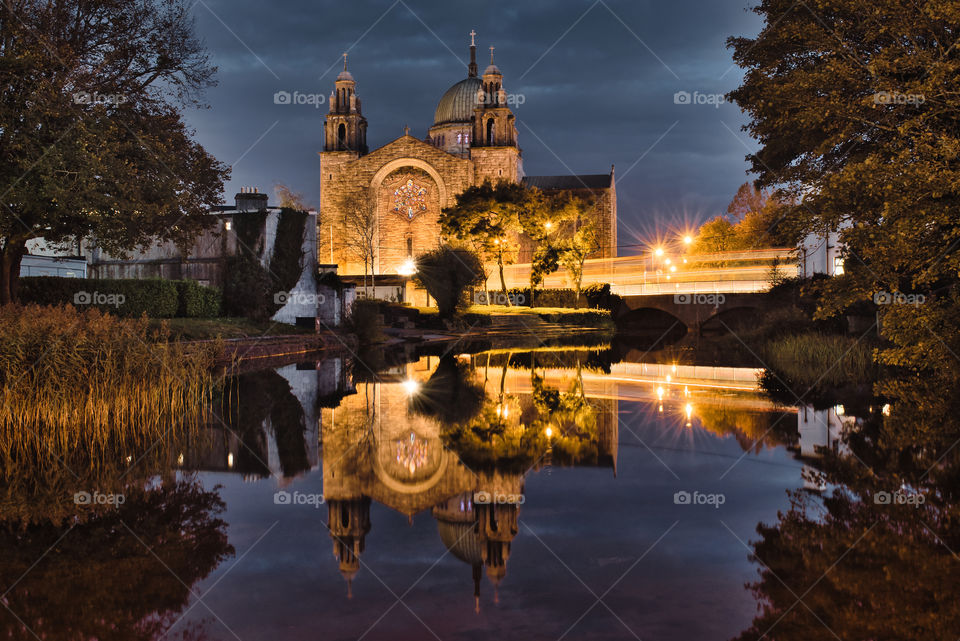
[{"xmin": 320, "ymin": 35, "xmax": 617, "ymax": 279}]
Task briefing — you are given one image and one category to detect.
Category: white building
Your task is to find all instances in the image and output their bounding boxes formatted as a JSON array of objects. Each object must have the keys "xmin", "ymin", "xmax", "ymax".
[{"xmin": 798, "ymin": 220, "xmax": 851, "ymax": 277}]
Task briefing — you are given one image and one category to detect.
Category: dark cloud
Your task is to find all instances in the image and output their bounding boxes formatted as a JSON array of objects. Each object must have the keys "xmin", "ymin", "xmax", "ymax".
[{"xmin": 185, "ymin": 0, "xmax": 763, "ymax": 241}]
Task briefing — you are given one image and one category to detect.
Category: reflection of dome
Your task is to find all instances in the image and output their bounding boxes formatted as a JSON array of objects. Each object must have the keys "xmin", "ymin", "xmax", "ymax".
[
  {"xmin": 437, "ymin": 520, "xmax": 483, "ymax": 565},
  {"xmin": 433, "ymin": 77, "xmax": 482, "ymax": 125}
]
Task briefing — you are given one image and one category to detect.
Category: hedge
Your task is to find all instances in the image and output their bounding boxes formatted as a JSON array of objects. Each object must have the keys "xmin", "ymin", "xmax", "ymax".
[
  {"xmin": 19, "ymin": 276, "xmax": 221, "ymax": 318},
  {"xmin": 474, "ymin": 284, "xmax": 622, "ymax": 311}
]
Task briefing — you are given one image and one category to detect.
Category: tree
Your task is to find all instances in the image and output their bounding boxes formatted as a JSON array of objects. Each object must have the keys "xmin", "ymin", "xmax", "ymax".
[
  {"xmin": 440, "ymin": 180, "xmax": 525, "ymax": 306},
  {"xmin": 727, "ymin": 0, "xmax": 960, "ymax": 369},
  {"xmin": 413, "ymin": 245, "xmax": 484, "ymax": 318},
  {"xmin": 560, "ymin": 211, "xmax": 601, "ymax": 308},
  {"xmin": 519, "ymin": 189, "xmax": 589, "ymax": 307},
  {"xmin": 339, "ymin": 188, "xmax": 377, "ymax": 294},
  {"xmin": 274, "ymin": 183, "xmax": 310, "ymax": 211},
  {"xmin": 0, "ymin": 0, "xmax": 229, "ymax": 304}
]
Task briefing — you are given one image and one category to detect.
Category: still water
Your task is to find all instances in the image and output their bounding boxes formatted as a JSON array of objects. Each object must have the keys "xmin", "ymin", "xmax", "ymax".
[{"xmin": 0, "ymin": 342, "xmax": 860, "ymax": 640}]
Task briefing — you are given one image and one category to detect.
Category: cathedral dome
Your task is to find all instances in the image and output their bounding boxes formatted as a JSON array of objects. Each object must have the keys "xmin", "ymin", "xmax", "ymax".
[{"xmin": 433, "ymin": 76, "xmax": 482, "ymax": 126}]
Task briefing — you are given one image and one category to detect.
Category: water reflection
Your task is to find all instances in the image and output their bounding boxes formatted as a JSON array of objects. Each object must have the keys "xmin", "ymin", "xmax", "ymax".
[{"xmin": 3, "ymin": 340, "xmax": 857, "ymax": 640}]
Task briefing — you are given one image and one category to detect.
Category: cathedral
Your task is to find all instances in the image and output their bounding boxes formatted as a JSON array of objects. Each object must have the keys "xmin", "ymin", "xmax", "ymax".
[{"xmin": 319, "ymin": 33, "xmax": 618, "ymax": 278}]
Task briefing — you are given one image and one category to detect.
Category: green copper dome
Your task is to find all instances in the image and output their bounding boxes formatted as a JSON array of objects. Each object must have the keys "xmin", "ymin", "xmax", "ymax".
[{"xmin": 433, "ymin": 77, "xmax": 482, "ymax": 126}]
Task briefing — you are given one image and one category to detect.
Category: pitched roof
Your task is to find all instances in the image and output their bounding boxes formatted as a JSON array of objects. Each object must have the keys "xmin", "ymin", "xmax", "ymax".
[{"xmin": 522, "ymin": 174, "xmax": 612, "ymax": 190}]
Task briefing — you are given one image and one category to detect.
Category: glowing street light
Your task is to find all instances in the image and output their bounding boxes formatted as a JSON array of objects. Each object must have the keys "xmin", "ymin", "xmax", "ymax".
[
  {"xmin": 397, "ymin": 258, "xmax": 417, "ymax": 277},
  {"xmin": 402, "ymin": 378, "xmax": 421, "ymax": 396},
  {"xmin": 545, "ymin": 426, "xmax": 553, "ymax": 438},
  {"xmin": 654, "ymin": 247, "xmax": 664, "ymax": 257},
  {"xmin": 683, "ymin": 235, "xmax": 694, "ymax": 245}
]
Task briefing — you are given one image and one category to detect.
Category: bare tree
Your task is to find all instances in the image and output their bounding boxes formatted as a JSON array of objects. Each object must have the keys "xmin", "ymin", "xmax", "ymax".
[
  {"xmin": 340, "ymin": 189, "xmax": 378, "ymax": 295},
  {"xmin": 274, "ymin": 183, "xmax": 310, "ymax": 211}
]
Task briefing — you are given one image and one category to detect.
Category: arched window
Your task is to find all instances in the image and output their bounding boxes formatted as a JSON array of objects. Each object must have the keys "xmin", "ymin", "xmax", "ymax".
[
  {"xmin": 486, "ymin": 118, "xmax": 494, "ymax": 145},
  {"xmin": 337, "ymin": 123, "xmax": 347, "ymax": 150}
]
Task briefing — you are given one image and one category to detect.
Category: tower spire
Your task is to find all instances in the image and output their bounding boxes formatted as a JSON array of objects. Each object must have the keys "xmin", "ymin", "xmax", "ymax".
[
  {"xmin": 489, "ymin": 45, "xmax": 495, "ymax": 65},
  {"xmin": 342, "ymin": 52, "xmax": 348, "ymax": 71},
  {"xmin": 468, "ymin": 30, "xmax": 478, "ymax": 77}
]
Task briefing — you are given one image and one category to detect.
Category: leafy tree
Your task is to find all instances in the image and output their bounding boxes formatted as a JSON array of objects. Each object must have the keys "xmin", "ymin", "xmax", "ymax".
[
  {"xmin": 560, "ymin": 215, "xmax": 601, "ymax": 308},
  {"xmin": 690, "ymin": 183, "xmax": 796, "ymax": 255},
  {"xmin": 690, "ymin": 216, "xmax": 736, "ymax": 254},
  {"xmin": 440, "ymin": 180, "xmax": 524, "ymax": 305},
  {"xmin": 0, "ymin": 0, "xmax": 229, "ymax": 304},
  {"xmin": 413, "ymin": 245, "xmax": 484, "ymax": 317},
  {"xmin": 520, "ymin": 189, "xmax": 589, "ymax": 307},
  {"xmin": 727, "ymin": 0, "xmax": 960, "ymax": 370}
]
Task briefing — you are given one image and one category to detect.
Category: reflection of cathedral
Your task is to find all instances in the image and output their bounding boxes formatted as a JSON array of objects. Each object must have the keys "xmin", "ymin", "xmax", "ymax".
[
  {"xmin": 320, "ymin": 355, "xmax": 619, "ymax": 605},
  {"xmin": 320, "ymin": 33, "xmax": 618, "ymax": 276}
]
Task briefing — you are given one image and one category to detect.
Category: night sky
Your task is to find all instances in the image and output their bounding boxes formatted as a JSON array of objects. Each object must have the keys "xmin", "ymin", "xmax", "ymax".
[{"xmin": 185, "ymin": 0, "xmax": 763, "ymax": 252}]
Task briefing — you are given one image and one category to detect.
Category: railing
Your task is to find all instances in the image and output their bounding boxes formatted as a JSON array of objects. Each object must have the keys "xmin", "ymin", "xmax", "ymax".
[{"xmin": 610, "ymin": 280, "xmax": 774, "ymax": 296}]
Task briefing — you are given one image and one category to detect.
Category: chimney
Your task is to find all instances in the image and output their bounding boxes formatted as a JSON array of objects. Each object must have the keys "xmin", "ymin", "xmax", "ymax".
[{"xmin": 235, "ymin": 186, "xmax": 268, "ymax": 212}]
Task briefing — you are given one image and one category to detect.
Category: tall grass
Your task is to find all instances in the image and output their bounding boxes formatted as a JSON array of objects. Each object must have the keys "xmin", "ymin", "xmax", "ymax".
[
  {"xmin": 0, "ymin": 304, "xmax": 219, "ymax": 474},
  {"xmin": 760, "ymin": 333, "xmax": 877, "ymax": 391}
]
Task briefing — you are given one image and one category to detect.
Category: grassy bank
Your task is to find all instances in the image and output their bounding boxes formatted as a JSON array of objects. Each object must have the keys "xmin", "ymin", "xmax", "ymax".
[
  {"xmin": 148, "ymin": 317, "xmax": 313, "ymax": 341},
  {"xmin": 414, "ymin": 304, "xmax": 613, "ymax": 328}
]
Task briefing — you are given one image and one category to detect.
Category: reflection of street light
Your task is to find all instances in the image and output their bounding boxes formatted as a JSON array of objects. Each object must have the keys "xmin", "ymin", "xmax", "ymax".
[
  {"xmin": 545, "ymin": 426, "xmax": 553, "ymax": 438},
  {"xmin": 685, "ymin": 403, "xmax": 693, "ymax": 427},
  {"xmin": 669, "ymin": 265, "xmax": 677, "ymax": 273},
  {"xmin": 397, "ymin": 258, "xmax": 417, "ymax": 276}
]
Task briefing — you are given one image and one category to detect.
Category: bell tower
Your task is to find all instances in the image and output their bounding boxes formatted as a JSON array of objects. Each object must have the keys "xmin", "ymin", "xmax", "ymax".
[
  {"xmin": 472, "ymin": 46, "xmax": 517, "ymax": 148},
  {"xmin": 323, "ymin": 53, "xmax": 368, "ymax": 155},
  {"xmin": 470, "ymin": 45, "xmax": 522, "ymax": 183}
]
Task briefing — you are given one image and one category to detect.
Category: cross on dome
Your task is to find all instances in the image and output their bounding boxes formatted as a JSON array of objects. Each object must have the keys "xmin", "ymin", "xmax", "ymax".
[{"xmin": 470, "ymin": 30, "xmax": 476, "ymax": 47}]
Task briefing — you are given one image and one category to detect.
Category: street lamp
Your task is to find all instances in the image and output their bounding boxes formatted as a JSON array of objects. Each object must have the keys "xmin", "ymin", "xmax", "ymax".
[
  {"xmin": 683, "ymin": 234, "xmax": 693, "ymax": 246},
  {"xmin": 397, "ymin": 258, "xmax": 416, "ymax": 276}
]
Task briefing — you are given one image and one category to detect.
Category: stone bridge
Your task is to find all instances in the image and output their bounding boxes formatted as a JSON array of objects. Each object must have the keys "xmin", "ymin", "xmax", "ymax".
[{"xmin": 614, "ymin": 292, "xmax": 770, "ymax": 334}]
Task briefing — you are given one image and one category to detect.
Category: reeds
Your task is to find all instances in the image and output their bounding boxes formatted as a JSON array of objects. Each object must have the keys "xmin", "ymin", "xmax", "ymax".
[
  {"xmin": 761, "ymin": 332, "xmax": 876, "ymax": 390},
  {"xmin": 0, "ymin": 304, "xmax": 219, "ymax": 474}
]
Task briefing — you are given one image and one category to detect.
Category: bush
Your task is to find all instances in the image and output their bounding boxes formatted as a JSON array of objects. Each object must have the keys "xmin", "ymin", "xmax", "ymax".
[
  {"xmin": 19, "ymin": 276, "xmax": 221, "ymax": 318},
  {"xmin": 176, "ymin": 280, "xmax": 222, "ymax": 318},
  {"xmin": 347, "ymin": 299, "xmax": 386, "ymax": 345},
  {"xmin": 414, "ymin": 246, "xmax": 484, "ymax": 317},
  {"xmin": 476, "ymin": 284, "xmax": 620, "ymax": 310}
]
